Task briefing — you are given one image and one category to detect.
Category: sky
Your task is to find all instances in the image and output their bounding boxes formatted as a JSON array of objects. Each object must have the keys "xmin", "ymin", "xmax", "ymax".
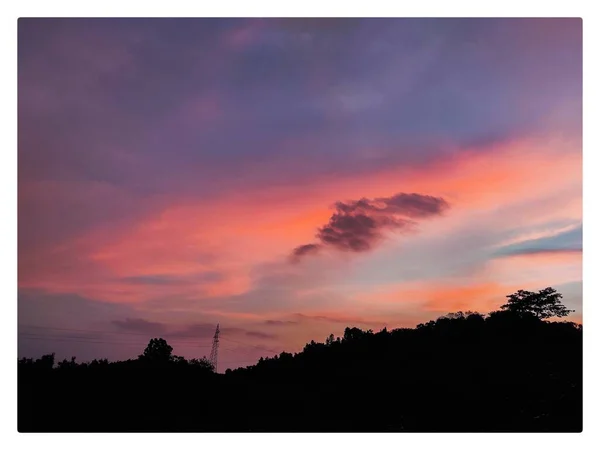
[{"xmin": 18, "ymin": 18, "xmax": 582, "ymax": 371}]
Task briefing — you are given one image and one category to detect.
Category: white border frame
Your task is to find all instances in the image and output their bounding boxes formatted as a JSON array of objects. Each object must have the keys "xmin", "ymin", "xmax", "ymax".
[{"xmin": 2, "ymin": 1, "xmax": 597, "ymax": 449}]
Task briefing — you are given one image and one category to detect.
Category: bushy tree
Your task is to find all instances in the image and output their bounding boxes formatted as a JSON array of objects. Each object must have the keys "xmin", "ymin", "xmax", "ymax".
[
  {"xmin": 500, "ymin": 287, "xmax": 573, "ymax": 319},
  {"xmin": 139, "ymin": 338, "xmax": 174, "ymax": 364},
  {"xmin": 325, "ymin": 334, "xmax": 335, "ymax": 346},
  {"xmin": 343, "ymin": 327, "xmax": 364, "ymax": 342}
]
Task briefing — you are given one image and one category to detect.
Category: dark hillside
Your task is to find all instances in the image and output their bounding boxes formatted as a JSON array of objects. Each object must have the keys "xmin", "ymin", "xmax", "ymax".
[{"xmin": 18, "ymin": 288, "xmax": 582, "ymax": 432}]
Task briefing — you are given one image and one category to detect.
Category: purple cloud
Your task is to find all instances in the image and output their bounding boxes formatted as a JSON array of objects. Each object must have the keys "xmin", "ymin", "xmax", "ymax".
[
  {"xmin": 264, "ymin": 320, "xmax": 299, "ymax": 326},
  {"xmin": 111, "ymin": 318, "xmax": 166, "ymax": 335},
  {"xmin": 293, "ymin": 313, "xmax": 386, "ymax": 328},
  {"xmin": 245, "ymin": 331, "xmax": 278, "ymax": 340},
  {"xmin": 292, "ymin": 192, "xmax": 449, "ymax": 259},
  {"xmin": 290, "ymin": 243, "xmax": 322, "ymax": 262}
]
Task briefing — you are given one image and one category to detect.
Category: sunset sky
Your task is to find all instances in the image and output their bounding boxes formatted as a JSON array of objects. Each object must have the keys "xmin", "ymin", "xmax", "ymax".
[{"xmin": 18, "ymin": 18, "xmax": 582, "ymax": 371}]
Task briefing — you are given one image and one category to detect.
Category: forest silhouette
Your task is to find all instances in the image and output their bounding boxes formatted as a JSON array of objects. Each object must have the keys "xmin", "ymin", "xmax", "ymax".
[{"xmin": 18, "ymin": 287, "xmax": 582, "ymax": 432}]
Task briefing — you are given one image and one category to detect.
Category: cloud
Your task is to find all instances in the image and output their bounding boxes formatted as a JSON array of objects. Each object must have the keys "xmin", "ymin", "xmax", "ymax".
[
  {"xmin": 118, "ymin": 272, "xmax": 224, "ymax": 286},
  {"xmin": 339, "ymin": 193, "xmax": 450, "ymax": 217},
  {"xmin": 18, "ymin": 289, "xmax": 153, "ymax": 362},
  {"xmin": 245, "ymin": 331, "xmax": 278, "ymax": 340},
  {"xmin": 164, "ymin": 323, "xmax": 224, "ymax": 339},
  {"xmin": 493, "ymin": 225, "xmax": 582, "ymax": 257},
  {"xmin": 111, "ymin": 318, "xmax": 166, "ymax": 334},
  {"xmin": 292, "ymin": 192, "xmax": 449, "ymax": 259},
  {"xmin": 18, "ymin": 288, "xmax": 137, "ymax": 329},
  {"xmin": 419, "ymin": 282, "xmax": 517, "ymax": 313},
  {"xmin": 293, "ymin": 313, "xmax": 386, "ymax": 328},
  {"xmin": 160, "ymin": 322, "xmax": 277, "ymax": 341},
  {"xmin": 497, "ymin": 248, "xmax": 582, "ymax": 257},
  {"xmin": 290, "ymin": 243, "xmax": 322, "ymax": 262},
  {"xmin": 264, "ymin": 320, "xmax": 299, "ymax": 326},
  {"xmin": 118, "ymin": 275, "xmax": 185, "ymax": 286}
]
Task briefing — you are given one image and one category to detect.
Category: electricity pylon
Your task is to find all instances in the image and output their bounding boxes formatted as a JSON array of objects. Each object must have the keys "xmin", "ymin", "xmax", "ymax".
[{"xmin": 209, "ymin": 324, "xmax": 220, "ymax": 373}]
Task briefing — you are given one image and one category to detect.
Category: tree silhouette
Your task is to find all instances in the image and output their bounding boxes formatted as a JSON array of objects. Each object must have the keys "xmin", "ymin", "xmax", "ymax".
[
  {"xmin": 17, "ymin": 286, "xmax": 582, "ymax": 432},
  {"xmin": 57, "ymin": 356, "xmax": 78, "ymax": 370},
  {"xmin": 500, "ymin": 287, "xmax": 574, "ymax": 319},
  {"xmin": 18, "ymin": 353, "xmax": 55, "ymax": 371},
  {"xmin": 343, "ymin": 327, "xmax": 364, "ymax": 342},
  {"xmin": 325, "ymin": 333, "xmax": 335, "ymax": 346},
  {"xmin": 139, "ymin": 338, "xmax": 173, "ymax": 364},
  {"xmin": 189, "ymin": 357, "xmax": 215, "ymax": 372}
]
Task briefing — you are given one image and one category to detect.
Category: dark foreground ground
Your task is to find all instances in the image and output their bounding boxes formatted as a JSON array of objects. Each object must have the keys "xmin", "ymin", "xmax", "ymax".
[{"xmin": 18, "ymin": 311, "xmax": 582, "ymax": 432}]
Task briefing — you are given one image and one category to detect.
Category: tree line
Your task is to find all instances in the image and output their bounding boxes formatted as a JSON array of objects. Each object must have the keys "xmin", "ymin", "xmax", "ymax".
[{"xmin": 18, "ymin": 287, "xmax": 582, "ymax": 432}]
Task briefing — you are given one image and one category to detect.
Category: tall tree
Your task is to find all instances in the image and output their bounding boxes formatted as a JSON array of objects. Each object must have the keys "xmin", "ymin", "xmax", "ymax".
[
  {"xmin": 139, "ymin": 338, "xmax": 174, "ymax": 364},
  {"xmin": 500, "ymin": 287, "xmax": 573, "ymax": 319}
]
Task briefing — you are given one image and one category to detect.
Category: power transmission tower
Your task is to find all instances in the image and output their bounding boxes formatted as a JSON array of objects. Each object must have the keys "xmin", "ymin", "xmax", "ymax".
[{"xmin": 209, "ymin": 323, "xmax": 220, "ymax": 373}]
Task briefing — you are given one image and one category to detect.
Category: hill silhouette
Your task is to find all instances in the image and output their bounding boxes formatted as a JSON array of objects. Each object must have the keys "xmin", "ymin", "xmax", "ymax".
[{"xmin": 18, "ymin": 287, "xmax": 582, "ymax": 432}]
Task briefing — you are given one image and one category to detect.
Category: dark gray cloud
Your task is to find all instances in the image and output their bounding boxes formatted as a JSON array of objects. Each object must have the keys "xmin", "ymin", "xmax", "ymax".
[
  {"xmin": 119, "ymin": 275, "xmax": 184, "ymax": 286},
  {"xmin": 292, "ymin": 192, "xmax": 449, "ymax": 259},
  {"xmin": 112, "ymin": 318, "xmax": 166, "ymax": 334},
  {"xmin": 17, "ymin": 289, "xmax": 280, "ymax": 364},
  {"xmin": 160, "ymin": 323, "xmax": 277, "ymax": 341},
  {"xmin": 245, "ymin": 331, "xmax": 278, "ymax": 340},
  {"xmin": 334, "ymin": 193, "xmax": 450, "ymax": 217},
  {"xmin": 290, "ymin": 243, "xmax": 322, "ymax": 262},
  {"xmin": 264, "ymin": 320, "xmax": 299, "ymax": 326},
  {"xmin": 164, "ymin": 323, "xmax": 227, "ymax": 340},
  {"xmin": 293, "ymin": 313, "xmax": 386, "ymax": 328},
  {"xmin": 118, "ymin": 271, "xmax": 224, "ymax": 286},
  {"xmin": 18, "ymin": 289, "xmax": 149, "ymax": 362},
  {"xmin": 18, "ymin": 288, "xmax": 137, "ymax": 328},
  {"xmin": 318, "ymin": 213, "xmax": 384, "ymax": 252}
]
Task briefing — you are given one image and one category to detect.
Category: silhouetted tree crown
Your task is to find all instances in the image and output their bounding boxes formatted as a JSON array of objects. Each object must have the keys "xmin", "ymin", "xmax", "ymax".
[
  {"xmin": 139, "ymin": 338, "xmax": 173, "ymax": 364},
  {"xmin": 500, "ymin": 287, "xmax": 574, "ymax": 319},
  {"xmin": 18, "ymin": 352, "xmax": 55, "ymax": 370}
]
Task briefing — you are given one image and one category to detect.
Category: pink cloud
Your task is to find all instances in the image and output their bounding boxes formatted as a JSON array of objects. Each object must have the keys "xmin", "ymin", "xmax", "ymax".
[{"xmin": 19, "ymin": 133, "xmax": 581, "ymax": 322}]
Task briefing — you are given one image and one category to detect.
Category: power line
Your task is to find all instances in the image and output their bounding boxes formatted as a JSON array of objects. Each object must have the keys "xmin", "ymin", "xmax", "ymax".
[
  {"xmin": 219, "ymin": 359, "xmax": 261, "ymax": 365},
  {"xmin": 220, "ymin": 336, "xmax": 279, "ymax": 354},
  {"xmin": 19, "ymin": 334, "xmax": 287, "ymax": 369},
  {"xmin": 19, "ymin": 324, "xmax": 216, "ymax": 341},
  {"xmin": 19, "ymin": 324, "xmax": 285, "ymax": 367},
  {"xmin": 19, "ymin": 332, "xmax": 265, "ymax": 354},
  {"xmin": 19, "ymin": 331, "xmax": 212, "ymax": 345},
  {"xmin": 19, "ymin": 334, "xmax": 212, "ymax": 348},
  {"xmin": 20, "ymin": 324, "xmax": 283, "ymax": 353},
  {"xmin": 20, "ymin": 325, "xmax": 282, "ymax": 352}
]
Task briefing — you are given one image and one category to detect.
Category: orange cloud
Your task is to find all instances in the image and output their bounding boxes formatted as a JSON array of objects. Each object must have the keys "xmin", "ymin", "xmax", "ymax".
[
  {"xmin": 420, "ymin": 282, "xmax": 518, "ymax": 313},
  {"xmin": 19, "ymin": 133, "xmax": 581, "ymax": 309},
  {"xmin": 483, "ymin": 250, "xmax": 582, "ymax": 288},
  {"xmin": 350, "ymin": 280, "xmax": 518, "ymax": 315}
]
